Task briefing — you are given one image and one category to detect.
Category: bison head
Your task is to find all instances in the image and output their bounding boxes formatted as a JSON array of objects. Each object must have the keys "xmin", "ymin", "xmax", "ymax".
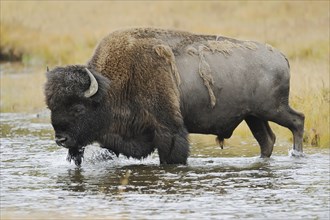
[{"xmin": 44, "ymin": 65, "xmax": 110, "ymax": 165}]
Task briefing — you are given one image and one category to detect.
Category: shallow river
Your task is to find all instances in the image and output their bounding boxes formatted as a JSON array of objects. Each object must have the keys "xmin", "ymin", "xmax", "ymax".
[{"xmin": 1, "ymin": 113, "xmax": 329, "ymax": 219}]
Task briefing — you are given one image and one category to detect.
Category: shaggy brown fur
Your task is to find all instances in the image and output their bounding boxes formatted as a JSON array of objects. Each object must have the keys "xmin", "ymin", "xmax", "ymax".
[
  {"xmin": 87, "ymin": 28, "xmax": 189, "ymax": 164},
  {"xmin": 88, "ymin": 29, "xmax": 183, "ymax": 132}
]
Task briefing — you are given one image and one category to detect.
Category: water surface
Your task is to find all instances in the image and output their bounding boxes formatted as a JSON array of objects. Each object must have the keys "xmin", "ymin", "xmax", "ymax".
[{"xmin": 1, "ymin": 113, "xmax": 329, "ymax": 219}]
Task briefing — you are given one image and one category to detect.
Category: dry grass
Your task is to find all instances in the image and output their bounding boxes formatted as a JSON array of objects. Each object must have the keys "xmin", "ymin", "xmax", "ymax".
[
  {"xmin": 0, "ymin": 1, "xmax": 329, "ymax": 147},
  {"xmin": 1, "ymin": 1, "xmax": 329, "ymax": 64},
  {"xmin": 0, "ymin": 63, "xmax": 46, "ymax": 112}
]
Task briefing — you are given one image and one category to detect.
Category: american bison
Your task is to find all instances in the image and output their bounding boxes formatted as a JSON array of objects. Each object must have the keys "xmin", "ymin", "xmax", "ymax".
[{"xmin": 45, "ymin": 28, "xmax": 305, "ymax": 166}]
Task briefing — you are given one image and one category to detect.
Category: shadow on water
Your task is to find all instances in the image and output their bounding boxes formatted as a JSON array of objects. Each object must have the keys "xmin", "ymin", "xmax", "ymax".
[{"xmin": 1, "ymin": 113, "xmax": 330, "ymax": 219}]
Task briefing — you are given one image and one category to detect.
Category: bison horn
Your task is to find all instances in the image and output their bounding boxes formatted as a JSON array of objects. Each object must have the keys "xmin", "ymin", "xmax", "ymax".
[{"xmin": 84, "ymin": 68, "xmax": 98, "ymax": 98}]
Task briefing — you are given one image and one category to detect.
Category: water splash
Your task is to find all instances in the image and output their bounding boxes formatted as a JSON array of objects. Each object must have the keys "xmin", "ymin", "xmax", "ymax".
[{"xmin": 288, "ymin": 149, "xmax": 306, "ymax": 157}]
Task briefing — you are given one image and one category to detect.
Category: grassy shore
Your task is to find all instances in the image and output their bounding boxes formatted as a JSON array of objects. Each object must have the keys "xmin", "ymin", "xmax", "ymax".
[{"xmin": 0, "ymin": 1, "xmax": 329, "ymax": 147}]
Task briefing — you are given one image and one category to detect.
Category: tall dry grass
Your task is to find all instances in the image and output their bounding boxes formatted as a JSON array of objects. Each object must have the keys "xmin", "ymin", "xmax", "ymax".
[
  {"xmin": 0, "ymin": 1, "xmax": 329, "ymax": 147},
  {"xmin": 1, "ymin": 1, "xmax": 328, "ymax": 64}
]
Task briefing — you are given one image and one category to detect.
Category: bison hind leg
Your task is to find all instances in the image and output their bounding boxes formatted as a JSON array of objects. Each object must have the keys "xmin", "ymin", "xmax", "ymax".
[
  {"xmin": 262, "ymin": 106, "xmax": 305, "ymax": 156},
  {"xmin": 156, "ymin": 127, "xmax": 190, "ymax": 165},
  {"xmin": 245, "ymin": 116, "xmax": 276, "ymax": 157}
]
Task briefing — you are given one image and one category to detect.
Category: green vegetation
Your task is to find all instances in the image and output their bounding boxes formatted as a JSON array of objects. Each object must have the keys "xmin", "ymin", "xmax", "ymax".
[{"xmin": 0, "ymin": 1, "xmax": 329, "ymax": 147}]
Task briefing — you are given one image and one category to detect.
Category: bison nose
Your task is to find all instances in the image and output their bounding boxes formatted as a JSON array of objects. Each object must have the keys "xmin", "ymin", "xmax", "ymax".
[{"xmin": 55, "ymin": 134, "xmax": 69, "ymax": 147}]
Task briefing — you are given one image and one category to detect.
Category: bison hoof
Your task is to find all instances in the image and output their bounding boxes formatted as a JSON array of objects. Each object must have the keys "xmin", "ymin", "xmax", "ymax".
[{"xmin": 289, "ymin": 149, "xmax": 305, "ymax": 158}]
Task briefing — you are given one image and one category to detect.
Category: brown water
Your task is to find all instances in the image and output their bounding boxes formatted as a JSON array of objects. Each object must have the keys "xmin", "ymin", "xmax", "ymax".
[{"xmin": 1, "ymin": 112, "xmax": 329, "ymax": 219}]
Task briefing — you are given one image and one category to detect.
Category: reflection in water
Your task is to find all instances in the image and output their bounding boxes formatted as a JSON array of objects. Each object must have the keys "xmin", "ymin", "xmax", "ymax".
[
  {"xmin": 55, "ymin": 158, "xmax": 279, "ymax": 196},
  {"xmin": 58, "ymin": 168, "xmax": 86, "ymax": 192},
  {"xmin": 1, "ymin": 113, "xmax": 330, "ymax": 219}
]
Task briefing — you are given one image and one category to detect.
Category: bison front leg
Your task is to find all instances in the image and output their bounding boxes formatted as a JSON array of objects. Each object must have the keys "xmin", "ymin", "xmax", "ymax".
[{"xmin": 155, "ymin": 127, "xmax": 190, "ymax": 165}]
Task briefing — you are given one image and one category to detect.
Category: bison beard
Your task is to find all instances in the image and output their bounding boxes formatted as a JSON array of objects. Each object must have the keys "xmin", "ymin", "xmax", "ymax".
[{"xmin": 67, "ymin": 147, "xmax": 85, "ymax": 166}]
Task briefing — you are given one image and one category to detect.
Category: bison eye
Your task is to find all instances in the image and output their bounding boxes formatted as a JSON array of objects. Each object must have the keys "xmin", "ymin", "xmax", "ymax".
[{"xmin": 71, "ymin": 104, "xmax": 86, "ymax": 116}]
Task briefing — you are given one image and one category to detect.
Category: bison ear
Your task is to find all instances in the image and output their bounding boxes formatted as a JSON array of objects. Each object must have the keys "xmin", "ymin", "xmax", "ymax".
[{"xmin": 47, "ymin": 66, "xmax": 50, "ymax": 72}]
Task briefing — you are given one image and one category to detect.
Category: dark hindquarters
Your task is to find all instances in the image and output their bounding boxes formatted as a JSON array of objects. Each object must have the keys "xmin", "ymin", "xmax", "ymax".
[
  {"xmin": 245, "ymin": 115, "xmax": 276, "ymax": 157},
  {"xmin": 251, "ymin": 64, "xmax": 304, "ymax": 155}
]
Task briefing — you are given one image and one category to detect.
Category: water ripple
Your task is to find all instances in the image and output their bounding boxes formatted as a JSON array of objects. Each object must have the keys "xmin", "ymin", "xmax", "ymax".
[{"xmin": 1, "ymin": 113, "xmax": 329, "ymax": 219}]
